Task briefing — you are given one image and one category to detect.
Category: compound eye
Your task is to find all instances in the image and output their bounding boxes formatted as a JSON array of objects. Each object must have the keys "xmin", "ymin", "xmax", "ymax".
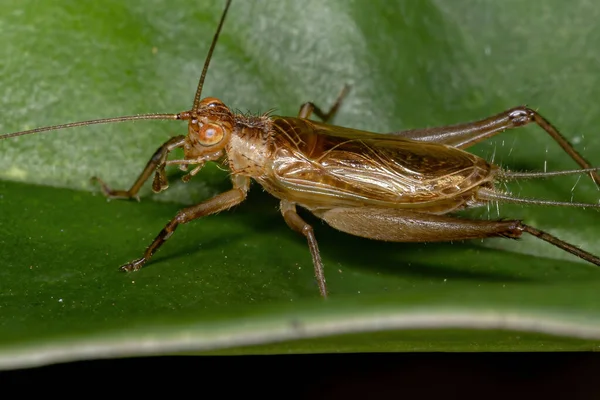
[
  {"xmin": 198, "ymin": 122, "xmax": 225, "ymax": 146},
  {"xmin": 199, "ymin": 97, "xmax": 223, "ymax": 108}
]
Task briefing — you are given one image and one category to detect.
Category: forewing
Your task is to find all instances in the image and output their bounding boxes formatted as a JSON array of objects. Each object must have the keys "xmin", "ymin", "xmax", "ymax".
[{"xmin": 267, "ymin": 118, "xmax": 494, "ymax": 209}]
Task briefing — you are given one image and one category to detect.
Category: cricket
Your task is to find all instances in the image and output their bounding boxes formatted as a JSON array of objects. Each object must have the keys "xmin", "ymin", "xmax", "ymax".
[{"xmin": 2, "ymin": 0, "xmax": 600, "ymax": 298}]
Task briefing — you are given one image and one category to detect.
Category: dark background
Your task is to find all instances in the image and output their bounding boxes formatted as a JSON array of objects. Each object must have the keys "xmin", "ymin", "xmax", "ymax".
[{"xmin": 2, "ymin": 353, "xmax": 599, "ymax": 398}]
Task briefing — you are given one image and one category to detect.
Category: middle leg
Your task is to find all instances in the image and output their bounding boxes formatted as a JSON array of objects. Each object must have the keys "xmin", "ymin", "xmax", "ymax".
[
  {"xmin": 120, "ymin": 175, "xmax": 250, "ymax": 272},
  {"xmin": 280, "ymin": 200, "xmax": 328, "ymax": 298}
]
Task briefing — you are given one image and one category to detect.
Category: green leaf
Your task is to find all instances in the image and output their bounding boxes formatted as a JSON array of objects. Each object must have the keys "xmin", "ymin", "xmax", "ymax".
[{"xmin": 1, "ymin": 0, "xmax": 600, "ymax": 368}]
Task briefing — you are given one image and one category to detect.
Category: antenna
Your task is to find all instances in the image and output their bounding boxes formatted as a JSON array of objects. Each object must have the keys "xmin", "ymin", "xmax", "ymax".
[
  {"xmin": 191, "ymin": 0, "xmax": 232, "ymax": 111},
  {"xmin": 0, "ymin": 114, "xmax": 180, "ymax": 140}
]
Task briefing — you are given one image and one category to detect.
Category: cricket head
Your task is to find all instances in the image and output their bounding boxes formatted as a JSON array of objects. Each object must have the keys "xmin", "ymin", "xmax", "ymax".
[{"xmin": 180, "ymin": 97, "xmax": 234, "ymax": 162}]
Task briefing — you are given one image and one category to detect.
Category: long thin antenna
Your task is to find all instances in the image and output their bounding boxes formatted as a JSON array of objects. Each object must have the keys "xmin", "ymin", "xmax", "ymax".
[
  {"xmin": 0, "ymin": 113, "xmax": 180, "ymax": 140},
  {"xmin": 191, "ymin": 0, "xmax": 233, "ymax": 111}
]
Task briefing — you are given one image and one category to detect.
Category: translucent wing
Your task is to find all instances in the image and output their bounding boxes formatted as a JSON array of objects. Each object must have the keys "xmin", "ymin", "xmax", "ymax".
[{"xmin": 260, "ymin": 117, "xmax": 496, "ymax": 212}]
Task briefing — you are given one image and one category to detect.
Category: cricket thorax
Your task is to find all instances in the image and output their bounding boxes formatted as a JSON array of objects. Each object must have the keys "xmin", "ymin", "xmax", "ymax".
[{"xmin": 225, "ymin": 113, "xmax": 275, "ymax": 176}]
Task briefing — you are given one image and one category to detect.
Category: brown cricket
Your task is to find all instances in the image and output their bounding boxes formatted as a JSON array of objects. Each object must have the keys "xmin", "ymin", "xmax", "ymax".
[{"xmin": 2, "ymin": 0, "xmax": 600, "ymax": 298}]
